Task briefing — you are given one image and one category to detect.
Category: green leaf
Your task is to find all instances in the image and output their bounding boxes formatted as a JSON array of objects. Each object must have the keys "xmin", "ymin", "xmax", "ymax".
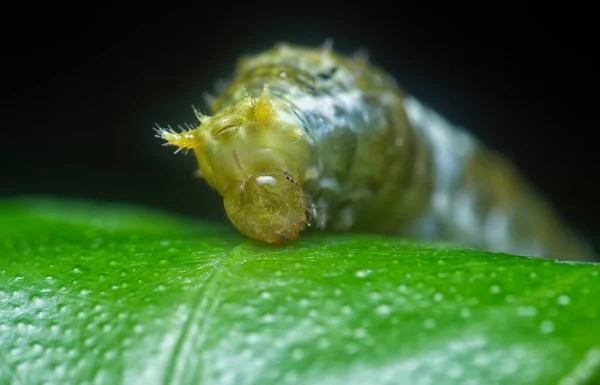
[{"xmin": 1, "ymin": 197, "xmax": 599, "ymax": 385}]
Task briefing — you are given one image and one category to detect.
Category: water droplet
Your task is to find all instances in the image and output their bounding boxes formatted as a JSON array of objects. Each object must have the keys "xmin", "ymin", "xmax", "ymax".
[
  {"xmin": 354, "ymin": 328, "xmax": 367, "ymax": 338},
  {"xmin": 155, "ymin": 285, "xmax": 165, "ymax": 292},
  {"xmin": 369, "ymin": 291, "xmax": 382, "ymax": 301},
  {"xmin": 159, "ymin": 259, "xmax": 169, "ymax": 265},
  {"xmin": 516, "ymin": 306, "xmax": 537, "ymax": 317},
  {"xmin": 505, "ymin": 294, "xmax": 515, "ymax": 303},
  {"xmin": 423, "ymin": 318, "xmax": 436, "ymax": 329},
  {"xmin": 72, "ymin": 268, "xmax": 81, "ymax": 274},
  {"xmin": 262, "ymin": 314, "xmax": 276, "ymax": 323},
  {"xmin": 433, "ymin": 293, "xmax": 444, "ymax": 302},
  {"xmin": 283, "ymin": 370, "xmax": 299, "ymax": 383},
  {"xmin": 355, "ymin": 269, "xmax": 372, "ymax": 278},
  {"xmin": 345, "ymin": 342, "xmax": 359, "ymax": 354},
  {"xmin": 557, "ymin": 295, "xmax": 571, "ymax": 306},
  {"xmin": 376, "ymin": 304, "xmax": 391, "ymax": 316},
  {"xmin": 54, "ymin": 364, "xmax": 67, "ymax": 376},
  {"xmin": 342, "ymin": 305, "xmax": 352, "ymax": 315},
  {"xmin": 64, "ymin": 347, "xmax": 77, "ymax": 358},
  {"xmin": 298, "ymin": 298, "xmax": 310, "ymax": 308},
  {"xmin": 108, "ymin": 261, "xmax": 117, "ymax": 267},
  {"xmin": 80, "ymin": 289, "xmax": 91, "ymax": 296},
  {"xmin": 133, "ymin": 325, "xmax": 144, "ymax": 333},
  {"xmin": 103, "ymin": 349, "xmax": 117, "ymax": 360},
  {"xmin": 317, "ymin": 337, "xmax": 330, "ymax": 349},
  {"xmin": 474, "ymin": 352, "xmax": 490, "ymax": 366},
  {"xmin": 77, "ymin": 311, "xmax": 88, "ymax": 319},
  {"xmin": 241, "ymin": 305, "xmax": 256, "ymax": 315},
  {"xmin": 540, "ymin": 320, "xmax": 555, "ymax": 334},
  {"xmin": 292, "ymin": 348, "xmax": 304, "ymax": 360},
  {"xmin": 260, "ymin": 291, "xmax": 272, "ymax": 299},
  {"xmin": 500, "ymin": 360, "xmax": 518, "ymax": 375},
  {"xmin": 160, "ymin": 240, "xmax": 171, "ymax": 246},
  {"xmin": 460, "ymin": 307, "xmax": 472, "ymax": 318},
  {"xmin": 397, "ymin": 284, "xmax": 408, "ymax": 293},
  {"xmin": 529, "ymin": 272, "xmax": 537, "ymax": 279},
  {"xmin": 58, "ymin": 305, "xmax": 69, "ymax": 313},
  {"xmin": 15, "ymin": 362, "xmax": 29, "ymax": 373},
  {"xmin": 447, "ymin": 365, "xmax": 464, "ymax": 378},
  {"xmin": 246, "ymin": 333, "xmax": 261, "ymax": 344},
  {"xmin": 490, "ymin": 285, "xmax": 501, "ymax": 294},
  {"xmin": 334, "ymin": 288, "xmax": 343, "ymax": 296},
  {"xmin": 32, "ymin": 297, "xmax": 45, "ymax": 307}
]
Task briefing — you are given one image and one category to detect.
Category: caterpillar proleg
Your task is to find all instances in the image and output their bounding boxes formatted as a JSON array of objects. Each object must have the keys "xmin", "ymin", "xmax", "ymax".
[{"xmin": 157, "ymin": 42, "xmax": 594, "ymax": 261}]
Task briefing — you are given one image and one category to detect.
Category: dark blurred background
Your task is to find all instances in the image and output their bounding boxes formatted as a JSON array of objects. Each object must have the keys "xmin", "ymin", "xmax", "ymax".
[{"xmin": 3, "ymin": 3, "xmax": 598, "ymax": 249}]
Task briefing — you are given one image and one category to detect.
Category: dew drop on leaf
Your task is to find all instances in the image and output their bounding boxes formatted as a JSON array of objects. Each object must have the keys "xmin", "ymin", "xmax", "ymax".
[
  {"xmin": 423, "ymin": 318, "xmax": 436, "ymax": 329},
  {"xmin": 540, "ymin": 320, "xmax": 555, "ymax": 334},
  {"xmin": 375, "ymin": 304, "xmax": 391, "ymax": 316},
  {"xmin": 557, "ymin": 295, "xmax": 571, "ymax": 306},
  {"xmin": 355, "ymin": 269, "xmax": 372, "ymax": 278}
]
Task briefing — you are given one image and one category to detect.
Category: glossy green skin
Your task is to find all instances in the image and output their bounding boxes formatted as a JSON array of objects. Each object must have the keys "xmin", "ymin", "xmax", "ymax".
[{"xmin": 1, "ymin": 198, "xmax": 599, "ymax": 385}]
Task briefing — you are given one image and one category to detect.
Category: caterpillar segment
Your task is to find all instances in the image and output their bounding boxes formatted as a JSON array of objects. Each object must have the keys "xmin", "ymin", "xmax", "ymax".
[{"xmin": 158, "ymin": 43, "xmax": 594, "ymax": 261}]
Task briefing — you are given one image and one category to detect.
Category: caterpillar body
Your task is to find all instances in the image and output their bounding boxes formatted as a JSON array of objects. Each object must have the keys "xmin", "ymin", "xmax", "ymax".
[{"xmin": 158, "ymin": 42, "xmax": 594, "ymax": 261}]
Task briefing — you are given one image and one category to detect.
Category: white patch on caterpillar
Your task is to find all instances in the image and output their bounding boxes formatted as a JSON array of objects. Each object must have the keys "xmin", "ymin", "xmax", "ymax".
[
  {"xmin": 293, "ymin": 90, "xmax": 364, "ymax": 133},
  {"xmin": 403, "ymin": 95, "xmax": 475, "ymax": 194},
  {"xmin": 452, "ymin": 191, "xmax": 480, "ymax": 245},
  {"xmin": 403, "ymin": 96, "xmax": 477, "ymax": 240},
  {"xmin": 484, "ymin": 207, "xmax": 512, "ymax": 252}
]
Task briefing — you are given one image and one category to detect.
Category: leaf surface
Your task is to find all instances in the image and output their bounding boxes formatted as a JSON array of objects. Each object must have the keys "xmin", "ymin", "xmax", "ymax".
[{"xmin": 1, "ymin": 198, "xmax": 599, "ymax": 385}]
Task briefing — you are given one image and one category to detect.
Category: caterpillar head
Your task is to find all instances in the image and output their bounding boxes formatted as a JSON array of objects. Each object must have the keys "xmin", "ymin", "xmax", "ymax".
[{"xmin": 158, "ymin": 87, "xmax": 313, "ymax": 243}]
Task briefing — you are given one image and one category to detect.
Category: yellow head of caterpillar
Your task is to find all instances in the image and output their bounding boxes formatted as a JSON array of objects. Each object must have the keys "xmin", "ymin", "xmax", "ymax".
[
  {"xmin": 157, "ymin": 85, "xmax": 313, "ymax": 242},
  {"xmin": 224, "ymin": 169, "xmax": 314, "ymax": 243}
]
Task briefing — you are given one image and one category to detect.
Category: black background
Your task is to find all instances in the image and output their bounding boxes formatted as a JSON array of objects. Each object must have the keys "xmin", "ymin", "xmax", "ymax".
[{"xmin": 3, "ymin": 3, "xmax": 598, "ymax": 249}]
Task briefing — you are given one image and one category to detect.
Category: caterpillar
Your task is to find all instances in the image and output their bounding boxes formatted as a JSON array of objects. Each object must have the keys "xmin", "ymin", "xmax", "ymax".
[{"xmin": 157, "ymin": 42, "xmax": 594, "ymax": 261}]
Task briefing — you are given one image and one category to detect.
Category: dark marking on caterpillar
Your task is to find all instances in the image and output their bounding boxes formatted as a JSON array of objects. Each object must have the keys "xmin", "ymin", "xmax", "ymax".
[{"xmin": 317, "ymin": 66, "xmax": 338, "ymax": 80}]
